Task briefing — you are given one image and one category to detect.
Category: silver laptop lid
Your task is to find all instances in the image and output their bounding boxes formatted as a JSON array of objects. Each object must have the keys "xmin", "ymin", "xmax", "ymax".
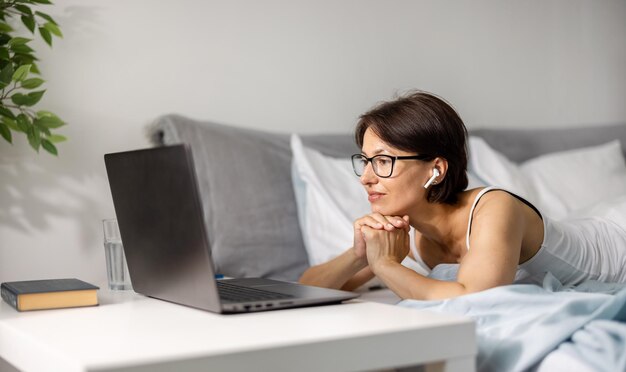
[{"xmin": 105, "ymin": 144, "xmax": 222, "ymax": 312}]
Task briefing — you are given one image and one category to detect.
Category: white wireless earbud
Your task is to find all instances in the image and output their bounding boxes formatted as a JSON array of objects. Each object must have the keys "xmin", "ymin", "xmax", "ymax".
[{"xmin": 423, "ymin": 168, "xmax": 440, "ymax": 189}]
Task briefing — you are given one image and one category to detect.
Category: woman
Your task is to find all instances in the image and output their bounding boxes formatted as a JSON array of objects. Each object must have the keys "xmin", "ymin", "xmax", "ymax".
[{"xmin": 299, "ymin": 91, "xmax": 626, "ymax": 300}]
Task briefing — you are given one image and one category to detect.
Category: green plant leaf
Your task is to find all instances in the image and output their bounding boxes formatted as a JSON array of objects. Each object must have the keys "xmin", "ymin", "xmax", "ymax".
[
  {"xmin": 0, "ymin": 63, "xmax": 13, "ymax": 88},
  {"xmin": 35, "ymin": 111, "xmax": 64, "ymax": 128},
  {"xmin": 35, "ymin": 11, "xmax": 58, "ymax": 25},
  {"xmin": 16, "ymin": 114, "xmax": 31, "ymax": 132},
  {"xmin": 10, "ymin": 44, "xmax": 34, "ymax": 54},
  {"xmin": 21, "ymin": 77, "xmax": 44, "ymax": 89},
  {"xmin": 9, "ymin": 37, "xmax": 32, "ymax": 47},
  {"xmin": 12, "ymin": 90, "xmax": 45, "ymax": 106},
  {"xmin": 37, "ymin": 110, "xmax": 60, "ymax": 119},
  {"xmin": 30, "ymin": 63, "xmax": 40, "ymax": 74},
  {"xmin": 32, "ymin": 0, "xmax": 54, "ymax": 5},
  {"xmin": 39, "ymin": 125, "xmax": 51, "ymax": 136},
  {"xmin": 0, "ymin": 106, "xmax": 15, "ymax": 119},
  {"xmin": 15, "ymin": 4, "xmax": 33, "ymax": 16},
  {"xmin": 0, "ymin": 122, "xmax": 11, "ymax": 143},
  {"xmin": 26, "ymin": 89, "xmax": 46, "ymax": 106},
  {"xmin": 38, "ymin": 27, "xmax": 52, "ymax": 46},
  {"xmin": 44, "ymin": 22, "xmax": 62, "ymax": 38},
  {"xmin": 11, "ymin": 93, "xmax": 27, "ymax": 105},
  {"xmin": 26, "ymin": 90, "xmax": 46, "ymax": 105},
  {"xmin": 12, "ymin": 64, "xmax": 31, "ymax": 82},
  {"xmin": 0, "ymin": 34, "xmax": 10, "ymax": 46},
  {"xmin": 13, "ymin": 53, "xmax": 38, "ymax": 66},
  {"xmin": 21, "ymin": 15, "xmax": 36, "ymax": 33},
  {"xmin": 3, "ymin": 117, "xmax": 19, "ymax": 131},
  {"xmin": 34, "ymin": 116, "xmax": 56, "ymax": 129},
  {"xmin": 27, "ymin": 125, "xmax": 41, "ymax": 151},
  {"xmin": 0, "ymin": 47, "xmax": 9, "ymax": 61},
  {"xmin": 0, "ymin": 23, "xmax": 13, "ymax": 33},
  {"xmin": 46, "ymin": 134, "xmax": 67, "ymax": 143},
  {"xmin": 41, "ymin": 138, "xmax": 57, "ymax": 155}
]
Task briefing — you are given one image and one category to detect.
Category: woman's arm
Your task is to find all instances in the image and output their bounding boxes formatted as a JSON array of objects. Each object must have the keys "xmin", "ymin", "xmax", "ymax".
[
  {"xmin": 299, "ymin": 213, "xmax": 408, "ymax": 290},
  {"xmin": 370, "ymin": 260, "xmax": 467, "ymax": 300},
  {"xmin": 366, "ymin": 192, "xmax": 526, "ymax": 300},
  {"xmin": 298, "ymin": 247, "xmax": 371, "ymax": 289}
]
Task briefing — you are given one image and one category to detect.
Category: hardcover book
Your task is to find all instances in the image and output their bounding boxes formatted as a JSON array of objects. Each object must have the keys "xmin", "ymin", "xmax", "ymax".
[{"xmin": 1, "ymin": 278, "xmax": 99, "ymax": 311}]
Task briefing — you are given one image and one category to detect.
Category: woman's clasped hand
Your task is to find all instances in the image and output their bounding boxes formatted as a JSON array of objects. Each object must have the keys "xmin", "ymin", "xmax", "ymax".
[{"xmin": 353, "ymin": 213, "xmax": 411, "ymax": 272}]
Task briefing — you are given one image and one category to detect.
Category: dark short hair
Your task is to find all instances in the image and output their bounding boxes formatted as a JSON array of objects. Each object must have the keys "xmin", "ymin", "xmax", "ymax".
[{"xmin": 355, "ymin": 91, "xmax": 468, "ymax": 205}]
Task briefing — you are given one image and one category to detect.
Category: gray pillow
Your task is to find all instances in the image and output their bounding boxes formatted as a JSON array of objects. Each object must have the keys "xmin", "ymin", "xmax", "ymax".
[
  {"xmin": 148, "ymin": 115, "xmax": 309, "ymax": 281},
  {"xmin": 148, "ymin": 115, "xmax": 359, "ymax": 281}
]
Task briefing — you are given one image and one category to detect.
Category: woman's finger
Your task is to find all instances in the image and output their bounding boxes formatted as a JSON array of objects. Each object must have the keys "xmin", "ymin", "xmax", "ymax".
[
  {"xmin": 378, "ymin": 213, "xmax": 408, "ymax": 230},
  {"xmin": 369, "ymin": 213, "xmax": 402, "ymax": 231},
  {"xmin": 388, "ymin": 216, "xmax": 408, "ymax": 229},
  {"xmin": 355, "ymin": 215, "xmax": 385, "ymax": 230},
  {"xmin": 402, "ymin": 215, "xmax": 410, "ymax": 231}
]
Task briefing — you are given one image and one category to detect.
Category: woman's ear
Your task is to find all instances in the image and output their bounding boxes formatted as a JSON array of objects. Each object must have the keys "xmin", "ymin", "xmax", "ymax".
[
  {"xmin": 424, "ymin": 158, "xmax": 448, "ymax": 188},
  {"xmin": 432, "ymin": 157, "xmax": 448, "ymax": 183}
]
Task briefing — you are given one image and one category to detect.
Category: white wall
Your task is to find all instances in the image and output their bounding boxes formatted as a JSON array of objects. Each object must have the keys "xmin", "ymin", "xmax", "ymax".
[{"xmin": 1, "ymin": 0, "xmax": 625, "ymax": 286}]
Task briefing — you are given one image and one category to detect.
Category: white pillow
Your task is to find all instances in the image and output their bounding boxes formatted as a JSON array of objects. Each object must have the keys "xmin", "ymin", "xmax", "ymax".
[
  {"xmin": 467, "ymin": 167, "xmax": 488, "ymax": 190},
  {"xmin": 469, "ymin": 136, "xmax": 538, "ymax": 208},
  {"xmin": 469, "ymin": 137, "xmax": 626, "ymax": 219},
  {"xmin": 290, "ymin": 134, "xmax": 370, "ymax": 266},
  {"xmin": 290, "ymin": 134, "xmax": 481, "ymax": 276}
]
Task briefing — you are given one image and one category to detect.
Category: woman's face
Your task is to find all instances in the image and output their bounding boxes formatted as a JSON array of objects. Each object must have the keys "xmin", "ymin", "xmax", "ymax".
[{"xmin": 360, "ymin": 128, "xmax": 431, "ymax": 216}]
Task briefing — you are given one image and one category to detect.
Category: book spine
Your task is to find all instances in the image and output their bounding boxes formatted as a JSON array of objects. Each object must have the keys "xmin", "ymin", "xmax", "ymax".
[{"xmin": 1, "ymin": 284, "xmax": 19, "ymax": 311}]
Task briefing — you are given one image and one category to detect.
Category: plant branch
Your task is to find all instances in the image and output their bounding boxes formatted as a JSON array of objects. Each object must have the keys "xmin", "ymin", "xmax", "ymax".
[
  {"xmin": 0, "ymin": 1, "xmax": 19, "ymax": 12},
  {"xmin": 1, "ymin": 102, "xmax": 37, "ymax": 121},
  {"xmin": 1, "ymin": 82, "xmax": 19, "ymax": 100}
]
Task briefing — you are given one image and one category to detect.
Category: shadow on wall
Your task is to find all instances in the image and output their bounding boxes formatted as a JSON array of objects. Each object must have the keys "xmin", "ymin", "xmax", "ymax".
[
  {"xmin": 54, "ymin": 5, "xmax": 104, "ymax": 45},
  {"xmin": 0, "ymin": 156, "xmax": 104, "ymax": 249}
]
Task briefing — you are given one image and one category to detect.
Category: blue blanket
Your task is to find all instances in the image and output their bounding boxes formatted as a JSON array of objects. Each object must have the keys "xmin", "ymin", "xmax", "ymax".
[{"xmin": 398, "ymin": 273, "xmax": 626, "ymax": 372}]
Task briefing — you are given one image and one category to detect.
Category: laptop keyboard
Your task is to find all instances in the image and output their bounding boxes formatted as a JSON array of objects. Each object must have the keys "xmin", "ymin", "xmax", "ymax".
[{"xmin": 217, "ymin": 281, "xmax": 295, "ymax": 303}]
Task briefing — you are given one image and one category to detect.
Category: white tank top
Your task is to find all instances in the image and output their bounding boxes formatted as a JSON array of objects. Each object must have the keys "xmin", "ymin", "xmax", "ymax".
[{"xmin": 466, "ymin": 186, "xmax": 626, "ymax": 286}]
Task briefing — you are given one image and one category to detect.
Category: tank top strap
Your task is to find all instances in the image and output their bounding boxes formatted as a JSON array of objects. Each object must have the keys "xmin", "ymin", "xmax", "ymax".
[
  {"xmin": 465, "ymin": 186, "xmax": 503, "ymax": 251},
  {"xmin": 465, "ymin": 186, "xmax": 543, "ymax": 251}
]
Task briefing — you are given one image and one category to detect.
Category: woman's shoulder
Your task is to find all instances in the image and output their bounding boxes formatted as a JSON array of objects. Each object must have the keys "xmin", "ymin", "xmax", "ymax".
[
  {"xmin": 458, "ymin": 187, "xmax": 511, "ymax": 207},
  {"xmin": 469, "ymin": 187, "xmax": 525, "ymax": 216}
]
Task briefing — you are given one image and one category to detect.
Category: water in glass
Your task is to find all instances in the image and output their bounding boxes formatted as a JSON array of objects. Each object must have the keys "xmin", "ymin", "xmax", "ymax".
[{"xmin": 103, "ymin": 219, "xmax": 132, "ymax": 290}]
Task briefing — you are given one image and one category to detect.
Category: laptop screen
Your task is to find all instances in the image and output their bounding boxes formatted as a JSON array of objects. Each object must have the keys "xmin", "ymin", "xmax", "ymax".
[{"xmin": 105, "ymin": 145, "xmax": 221, "ymax": 312}]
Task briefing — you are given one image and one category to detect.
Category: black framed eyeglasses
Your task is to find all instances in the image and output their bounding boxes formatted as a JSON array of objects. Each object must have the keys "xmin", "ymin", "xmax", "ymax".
[{"xmin": 351, "ymin": 153, "xmax": 432, "ymax": 178}]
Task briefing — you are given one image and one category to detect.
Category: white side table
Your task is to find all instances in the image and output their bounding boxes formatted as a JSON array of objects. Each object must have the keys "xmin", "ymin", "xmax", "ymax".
[{"xmin": 0, "ymin": 290, "xmax": 476, "ymax": 372}]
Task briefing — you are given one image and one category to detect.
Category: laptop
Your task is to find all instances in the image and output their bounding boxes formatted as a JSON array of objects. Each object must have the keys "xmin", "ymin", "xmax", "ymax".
[{"xmin": 104, "ymin": 144, "xmax": 359, "ymax": 313}]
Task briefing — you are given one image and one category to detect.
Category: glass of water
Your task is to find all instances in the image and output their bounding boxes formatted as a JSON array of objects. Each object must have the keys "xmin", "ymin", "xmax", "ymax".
[{"xmin": 103, "ymin": 219, "xmax": 132, "ymax": 290}]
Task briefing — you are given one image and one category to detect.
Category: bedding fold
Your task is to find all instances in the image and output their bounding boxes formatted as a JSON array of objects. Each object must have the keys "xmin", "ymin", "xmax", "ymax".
[{"xmin": 399, "ymin": 273, "xmax": 626, "ymax": 372}]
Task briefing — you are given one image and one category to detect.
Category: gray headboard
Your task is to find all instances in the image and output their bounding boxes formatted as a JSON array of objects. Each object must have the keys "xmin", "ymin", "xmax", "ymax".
[
  {"xmin": 148, "ymin": 115, "xmax": 626, "ymax": 281},
  {"xmin": 470, "ymin": 124, "xmax": 626, "ymax": 163},
  {"xmin": 298, "ymin": 124, "xmax": 626, "ymax": 162}
]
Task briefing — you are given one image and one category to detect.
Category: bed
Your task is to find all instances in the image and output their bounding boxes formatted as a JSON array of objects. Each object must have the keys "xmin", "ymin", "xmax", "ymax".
[{"xmin": 149, "ymin": 115, "xmax": 626, "ymax": 372}]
